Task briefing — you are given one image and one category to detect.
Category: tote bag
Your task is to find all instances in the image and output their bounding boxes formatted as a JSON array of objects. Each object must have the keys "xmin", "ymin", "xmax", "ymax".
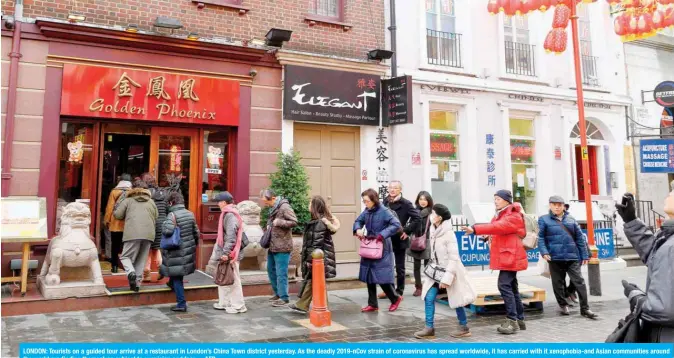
[{"xmin": 359, "ymin": 236, "xmax": 383, "ymax": 259}]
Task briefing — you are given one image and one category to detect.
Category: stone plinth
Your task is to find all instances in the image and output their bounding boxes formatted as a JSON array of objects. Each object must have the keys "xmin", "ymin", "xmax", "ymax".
[{"xmin": 38, "ymin": 276, "xmax": 106, "ymax": 299}]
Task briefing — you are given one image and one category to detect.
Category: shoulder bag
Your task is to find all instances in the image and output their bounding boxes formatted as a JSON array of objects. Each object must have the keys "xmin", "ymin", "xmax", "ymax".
[
  {"xmin": 113, "ymin": 189, "xmax": 128, "ymax": 212},
  {"xmin": 424, "ymin": 235, "xmax": 447, "ymax": 283},
  {"xmin": 214, "ymin": 212, "xmax": 244, "ymax": 286},
  {"xmin": 359, "ymin": 236, "xmax": 383, "ymax": 259},
  {"xmin": 160, "ymin": 213, "xmax": 181, "ymax": 250},
  {"xmin": 410, "ymin": 215, "xmax": 431, "ymax": 252}
]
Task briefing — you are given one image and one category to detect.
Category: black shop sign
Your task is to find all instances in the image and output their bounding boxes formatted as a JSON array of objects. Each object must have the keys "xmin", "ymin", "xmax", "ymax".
[
  {"xmin": 382, "ymin": 75, "xmax": 413, "ymax": 126},
  {"xmin": 654, "ymin": 81, "xmax": 674, "ymax": 107},
  {"xmin": 283, "ymin": 65, "xmax": 380, "ymax": 126}
]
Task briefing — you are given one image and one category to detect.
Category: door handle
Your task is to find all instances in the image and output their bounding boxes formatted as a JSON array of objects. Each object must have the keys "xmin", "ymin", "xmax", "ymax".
[{"xmin": 327, "ymin": 196, "xmax": 332, "ymax": 200}]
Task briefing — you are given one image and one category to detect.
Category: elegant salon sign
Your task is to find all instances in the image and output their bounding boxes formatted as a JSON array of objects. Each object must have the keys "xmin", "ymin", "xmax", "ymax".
[
  {"xmin": 60, "ymin": 64, "xmax": 240, "ymax": 126},
  {"xmin": 283, "ymin": 65, "xmax": 380, "ymax": 126}
]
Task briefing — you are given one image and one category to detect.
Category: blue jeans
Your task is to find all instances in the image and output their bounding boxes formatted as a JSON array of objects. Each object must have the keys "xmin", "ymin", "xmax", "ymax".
[
  {"xmin": 171, "ymin": 276, "xmax": 186, "ymax": 308},
  {"xmin": 267, "ymin": 251, "xmax": 290, "ymax": 301},
  {"xmin": 424, "ymin": 285, "xmax": 468, "ymax": 328},
  {"xmin": 497, "ymin": 270, "xmax": 525, "ymax": 321}
]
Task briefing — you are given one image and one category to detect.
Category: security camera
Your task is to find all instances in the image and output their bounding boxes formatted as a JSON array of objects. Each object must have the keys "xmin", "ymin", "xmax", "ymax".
[
  {"xmin": 4, "ymin": 16, "xmax": 14, "ymax": 30},
  {"xmin": 249, "ymin": 69, "xmax": 258, "ymax": 78}
]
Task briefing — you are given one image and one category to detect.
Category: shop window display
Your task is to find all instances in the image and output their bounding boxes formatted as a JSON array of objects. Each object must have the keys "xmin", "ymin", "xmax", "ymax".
[
  {"xmin": 430, "ymin": 110, "xmax": 462, "ymax": 214},
  {"xmin": 202, "ymin": 130, "xmax": 230, "ymax": 202},
  {"xmin": 509, "ymin": 118, "xmax": 537, "ymax": 214}
]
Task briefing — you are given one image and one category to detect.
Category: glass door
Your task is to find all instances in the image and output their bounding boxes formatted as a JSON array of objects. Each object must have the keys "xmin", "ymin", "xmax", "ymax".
[{"xmin": 149, "ymin": 127, "xmax": 200, "ymax": 212}]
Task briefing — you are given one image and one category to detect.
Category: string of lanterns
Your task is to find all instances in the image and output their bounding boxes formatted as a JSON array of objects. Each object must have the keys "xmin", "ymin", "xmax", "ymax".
[{"xmin": 487, "ymin": 0, "xmax": 674, "ymax": 54}]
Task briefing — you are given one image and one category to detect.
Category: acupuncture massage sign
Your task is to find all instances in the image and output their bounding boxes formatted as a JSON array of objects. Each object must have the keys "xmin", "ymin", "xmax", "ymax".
[
  {"xmin": 639, "ymin": 138, "xmax": 674, "ymax": 173},
  {"xmin": 60, "ymin": 64, "xmax": 240, "ymax": 126}
]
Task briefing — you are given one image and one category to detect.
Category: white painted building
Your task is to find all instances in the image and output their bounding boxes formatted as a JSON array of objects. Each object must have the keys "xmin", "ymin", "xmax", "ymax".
[
  {"xmin": 386, "ymin": 0, "xmax": 632, "ymax": 216},
  {"xmin": 624, "ymin": 30, "xmax": 674, "ymax": 214}
]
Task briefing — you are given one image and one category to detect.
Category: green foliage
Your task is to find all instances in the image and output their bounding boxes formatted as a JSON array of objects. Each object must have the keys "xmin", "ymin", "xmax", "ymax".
[{"xmin": 260, "ymin": 149, "xmax": 311, "ymax": 234}]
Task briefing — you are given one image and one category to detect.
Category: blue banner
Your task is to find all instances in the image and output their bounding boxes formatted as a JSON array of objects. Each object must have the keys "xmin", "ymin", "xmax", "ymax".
[
  {"xmin": 18, "ymin": 343, "xmax": 673, "ymax": 358},
  {"xmin": 456, "ymin": 228, "xmax": 614, "ymax": 266},
  {"xmin": 640, "ymin": 138, "xmax": 674, "ymax": 173}
]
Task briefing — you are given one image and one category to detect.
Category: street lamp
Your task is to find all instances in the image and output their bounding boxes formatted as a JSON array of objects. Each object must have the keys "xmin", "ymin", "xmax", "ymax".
[{"xmin": 569, "ymin": 0, "xmax": 601, "ymax": 296}]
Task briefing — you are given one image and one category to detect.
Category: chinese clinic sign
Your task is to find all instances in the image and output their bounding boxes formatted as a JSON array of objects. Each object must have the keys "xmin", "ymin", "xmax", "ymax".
[
  {"xmin": 60, "ymin": 64, "xmax": 240, "ymax": 126},
  {"xmin": 640, "ymin": 139, "xmax": 674, "ymax": 173}
]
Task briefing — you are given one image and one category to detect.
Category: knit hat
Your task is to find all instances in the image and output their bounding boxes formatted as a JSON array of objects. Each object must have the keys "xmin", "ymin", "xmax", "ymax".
[
  {"xmin": 432, "ymin": 204, "xmax": 452, "ymax": 222},
  {"xmin": 494, "ymin": 189, "xmax": 513, "ymax": 204},
  {"xmin": 213, "ymin": 191, "xmax": 234, "ymax": 204}
]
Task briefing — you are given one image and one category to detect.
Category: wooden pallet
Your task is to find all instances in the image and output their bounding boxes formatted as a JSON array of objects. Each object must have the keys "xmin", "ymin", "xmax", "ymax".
[{"xmin": 467, "ymin": 277, "xmax": 546, "ymax": 314}]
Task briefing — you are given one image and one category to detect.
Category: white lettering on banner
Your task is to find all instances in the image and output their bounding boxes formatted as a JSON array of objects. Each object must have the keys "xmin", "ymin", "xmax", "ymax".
[
  {"xmin": 460, "ymin": 234, "xmax": 489, "ymax": 251},
  {"xmin": 643, "ymin": 162, "xmax": 668, "ymax": 167},
  {"xmin": 642, "ymin": 145, "xmax": 668, "ymax": 152},
  {"xmin": 290, "ymin": 83, "xmax": 377, "ymax": 112},
  {"xmin": 642, "ymin": 154, "xmax": 668, "ymax": 160},
  {"xmin": 595, "ymin": 231, "xmax": 611, "ymax": 246}
]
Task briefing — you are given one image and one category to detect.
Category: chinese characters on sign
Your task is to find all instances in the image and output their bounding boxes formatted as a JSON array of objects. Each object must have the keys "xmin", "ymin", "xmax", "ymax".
[
  {"xmin": 60, "ymin": 64, "xmax": 240, "ymax": 126},
  {"xmin": 486, "ymin": 134, "xmax": 496, "ymax": 187},
  {"xmin": 376, "ymin": 127, "xmax": 390, "ymax": 200},
  {"xmin": 169, "ymin": 145, "xmax": 182, "ymax": 172},
  {"xmin": 382, "ymin": 75, "xmax": 413, "ymax": 126}
]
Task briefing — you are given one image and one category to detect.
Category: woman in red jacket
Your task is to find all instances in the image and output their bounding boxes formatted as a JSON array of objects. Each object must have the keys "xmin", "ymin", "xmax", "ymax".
[{"xmin": 463, "ymin": 190, "xmax": 528, "ymax": 335}]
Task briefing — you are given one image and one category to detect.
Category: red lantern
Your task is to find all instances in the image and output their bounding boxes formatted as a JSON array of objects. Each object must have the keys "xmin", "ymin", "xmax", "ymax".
[
  {"xmin": 552, "ymin": 5, "xmax": 571, "ymax": 28},
  {"xmin": 499, "ymin": 0, "xmax": 511, "ymax": 14},
  {"xmin": 664, "ymin": 7, "xmax": 674, "ymax": 27},
  {"xmin": 653, "ymin": 9, "xmax": 665, "ymax": 29},
  {"xmin": 614, "ymin": 13, "xmax": 630, "ymax": 35},
  {"xmin": 638, "ymin": 12, "xmax": 654, "ymax": 34},
  {"xmin": 544, "ymin": 28, "xmax": 568, "ymax": 53},
  {"xmin": 539, "ymin": 0, "xmax": 553, "ymax": 11},
  {"xmin": 509, "ymin": 0, "xmax": 522, "ymax": 15},
  {"xmin": 556, "ymin": 0, "xmax": 573, "ymax": 7},
  {"xmin": 521, "ymin": 0, "xmax": 540, "ymax": 13},
  {"xmin": 488, "ymin": 0, "xmax": 500, "ymax": 14},
  {"xmin": 628, "ymin": 14, "xmax": 639, "ymax": 34},
  {"xmin": 605, "ymin": 0, "xmax": 621, "ymax": 4}
]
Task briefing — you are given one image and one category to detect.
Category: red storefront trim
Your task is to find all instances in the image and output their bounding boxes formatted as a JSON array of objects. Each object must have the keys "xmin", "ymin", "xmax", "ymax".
[{"xmin": 1, "ymin": 21, "xmax": 22, "ymax": 197}]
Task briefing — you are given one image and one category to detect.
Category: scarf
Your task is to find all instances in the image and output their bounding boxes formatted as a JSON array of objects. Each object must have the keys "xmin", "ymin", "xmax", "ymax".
[
  {"xmin": 217, "ymin": 204, "xmax": 244, "ymax": 261},
  {"xmin": 115, "ymin": 180, "xmax": 132, "ymax": 189}
]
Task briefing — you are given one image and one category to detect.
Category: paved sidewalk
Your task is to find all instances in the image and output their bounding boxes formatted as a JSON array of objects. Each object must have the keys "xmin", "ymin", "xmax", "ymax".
[{"xmin": 1, "ymin": 266, "xmax": 647, "ymax": 357}]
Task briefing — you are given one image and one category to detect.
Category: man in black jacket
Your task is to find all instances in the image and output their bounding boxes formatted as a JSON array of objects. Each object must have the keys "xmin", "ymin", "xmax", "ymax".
[{"xmin": 382, "ymin": 180, "xmax": 421, "ymax": 297}]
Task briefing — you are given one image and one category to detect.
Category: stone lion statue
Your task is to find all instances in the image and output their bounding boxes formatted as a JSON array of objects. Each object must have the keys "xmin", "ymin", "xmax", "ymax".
[{"xmin": 39, "ymin": 202, "xmax": 103, "ymax": 286}]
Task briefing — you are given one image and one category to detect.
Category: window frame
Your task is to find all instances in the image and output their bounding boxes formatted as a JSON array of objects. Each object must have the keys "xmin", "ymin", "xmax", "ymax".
[
  {"xmin": 425, "ymin": 0, "xmax": 456, "ymax": 33},
  {"xmin": 307, "ymin": 0, "xmax": 345, "ymax": 23},
  {"xmin": 504, "ymin": 16, "xmax": 530, "ymax": 44},
  {"xmin": 429, "ymin": 110, "xmax": 461, "ymax": 176},
  {"xmin": 509, "ymin": 117, "xmax": 537, "ymax": 213}
]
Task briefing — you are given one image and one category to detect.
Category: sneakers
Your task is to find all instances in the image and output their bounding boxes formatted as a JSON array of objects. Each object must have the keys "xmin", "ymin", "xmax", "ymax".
[
  {"xmin": 414, "ymin": 327, "xmax": 436, "ymax": 339},
  {"xmin": 213, "ymin": 303, "xmax": 229, "ymax": 310},
  {"xmin": 450, "ymin": 325, "xmax": 472, "ymax": 338},
  {"xmin": 142, "ymin": 269, "xmax": 152, "ymax": 282},
  {"xmin": 225, "ymin": 306, "xmax": 248, "ymax": 314},
  {"xmin": 560, "ymin": 306, "xmax": 571, "ymax": 316},
  {"xmin": 288, "ymin": 304, "xmax": 308, "ymax": 314},
  {"xmin": 389, "ymin": 296, "xmax": 403, "ymax": 312},
  {"xmin": 128, "ymin": 272, "xmax": 138, "ymax": 292},
  {"xmin": 271, "ymin": 299, "xmax": 289, "ymax": 307},
  {"xmin": 170, "ymin": 306, "xmax": 187, "ymax": 313},
  {"xmin": 581, "ymin": 309, "xmax": 598, "ymax": 320},
  {"xmin": 361, "ymin": 305, "xmax": 378, "ymax": 313},
  {"xmin": 268, "ymin": 295, "xmax": 280, "ymax": 302},
  {"xmin": 497, "ymin": 318, "xmax": 518, "ymax": 335},
  {"xmin": 517, "ymin": 320, "xmax": 526, "ymax": 331}
]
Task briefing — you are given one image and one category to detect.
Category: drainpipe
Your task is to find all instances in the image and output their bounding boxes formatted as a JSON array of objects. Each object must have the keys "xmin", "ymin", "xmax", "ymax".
[{"xmin": 1, "ymin": 1, "xmax": 23, "ymax": 197}]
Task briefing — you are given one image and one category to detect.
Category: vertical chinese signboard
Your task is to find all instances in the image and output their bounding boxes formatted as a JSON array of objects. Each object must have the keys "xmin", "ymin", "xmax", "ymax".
[
  {"xmin": 486, "ymin": 134, "xmax": 496, "ymax": 187},
  {"xmin": 382, "ymin": 75, "xmax": 413, "ymax": 126},
  {"xmin": 60, "ymin": 64, "xmax": 240, "ymax": 126},
  {"xmin": 375, "ymin": 128, "xmax": 390, "ymax": 200}
]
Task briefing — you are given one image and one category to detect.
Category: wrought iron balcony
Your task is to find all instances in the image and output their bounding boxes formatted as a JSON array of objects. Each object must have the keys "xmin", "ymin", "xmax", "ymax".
[
  {"xmin": 581, "ymin": 55, "xmax": 599, "ymax": 87},
  {"xmin": 505, "ymin": 41, "xmax": 536, "ymax": 77},
  {"xmin": 426, "ymin": 29, "xmax": 463, "ymax": 68}
]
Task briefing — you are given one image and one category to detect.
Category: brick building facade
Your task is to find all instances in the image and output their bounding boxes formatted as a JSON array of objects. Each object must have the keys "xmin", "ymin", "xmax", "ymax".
[{"xmin": 0, "ymin": 0, "xmax": 386, "ymax": 281}]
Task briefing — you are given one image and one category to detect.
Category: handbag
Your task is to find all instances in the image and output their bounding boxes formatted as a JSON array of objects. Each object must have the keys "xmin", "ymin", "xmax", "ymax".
[
  {"xmin": 605, "ymin": 304, "xmax": 643, "ymax": 343},
  {"xmin": 160, "ymin": 213, "xmax": 181, "ymax": 250},
  {"xmin": 259, "ymin": 227, "xmax": 272, "ymax": 249},
  {"xmin": 214, "ymin": 211, "xmax": 244, "ymax": 286},
  {"xmin": 410, "ymin": 215, "xmax": 431, "ymax": 252},
  {"xmin": 359, "ymin": 236, "xmax": 383, "ymax": 259},
  {"xmin": 537, "ymin": 257, "xmax": 551, "ymax": 278},
  {"xmin": 424, "ymin": 237, "xmax": 446, "ymax": 283}
]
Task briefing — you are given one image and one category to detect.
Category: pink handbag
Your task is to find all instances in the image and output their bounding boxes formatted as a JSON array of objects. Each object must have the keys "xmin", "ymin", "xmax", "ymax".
[
  {"xmin": 359, "ymin": 236, "xmax": 383, "ymax": 259},
  {"xmin": 410, "ymin": 215, "xmax": 431, "ymax": 252}
]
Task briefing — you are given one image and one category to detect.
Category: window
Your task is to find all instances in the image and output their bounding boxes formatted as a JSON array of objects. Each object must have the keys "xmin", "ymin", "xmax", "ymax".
[
  {"xmin": 430, "ymin": 110, "xmax": 462, "ymax": 214},
  {"xmin": 202, "ymin": 130, "xmax": 230, "ymax": 202},
  {"xmin": 570, "ymin": 121, "xmax": 604, "ymax": 140},
  {"xmin": 425, "ymin": 0, "xmax": 462, "ymax": 68},
  {"xmin": 509, "ymin": 118, "xmax": 537, "ymax": 214},
  {"xmin": 504, "ymin": 16, "xmax": 536, "ymax": 76},
  {"xmin": 57, "ymin": 122, "xmax": 95, "ymax": 233},
  {"xmin": 308, "ymin": 0, "xmax": 343, "ymax": 21},
  {"xmin": 578, "ymin": 5, "xmax": 599, "ymax": 86}
]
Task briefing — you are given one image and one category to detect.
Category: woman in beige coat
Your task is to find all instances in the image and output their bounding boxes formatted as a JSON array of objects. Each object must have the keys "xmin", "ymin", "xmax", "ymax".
[{"xmin": 415, "ymin": 204, "xmax": 476, "ymax": 339}]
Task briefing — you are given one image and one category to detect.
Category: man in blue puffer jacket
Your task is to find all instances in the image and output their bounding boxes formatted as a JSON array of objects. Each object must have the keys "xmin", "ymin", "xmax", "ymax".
[{"xmin": 538, "ymin": 195, "xmax": 598, "ymax": 319}]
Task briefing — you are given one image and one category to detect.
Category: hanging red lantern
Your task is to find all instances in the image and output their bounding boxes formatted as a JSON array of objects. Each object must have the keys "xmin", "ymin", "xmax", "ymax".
[
  {"xmin": 556, "ymin": 0, "xmax": 574, "ymax": 7},
  {"xmin": 544, "ymin": 28, "xmax": 568, "ymax": 53},
  {"xmin": 488, "ymin": 0, "xmax": 500, "ymax": 14},
  {"xmin": 509, "ymin": 0, "xmax": 522, "ymax": 15},
  {"xmin": 614, "ymin": 13, "xmax": 630, "ymax": 35},
  {"xmin": 521, "ymin": 0, "xmax": 541, "ymax": 14},
  {"xmin": 628, "ymin": 14, "xmax": 639, "ymax": 34},
  {"xmin": 539, "ymin": 0, "xmax": 554, "ymax": 11},
  {"xmin": 664, "ymin": 7, "xmax": 674, "ymax": 27},
  {"xmin": 552, "ymin": 4, "xmax": 572, "ymax": 28},
  {"xmin": 653, "ymin": 9, "xmax": 665, "ymax": 29},
  {"xmin": 499, "ymin": 0, "xmax": 511, "ymax": 14},
  {"xmin": 605, "ymin": 0, "xmax": 621, "ymax": 4},
  {"xmin": 637, "ymin": 12, "xmax": 654, "ymax": 34}
]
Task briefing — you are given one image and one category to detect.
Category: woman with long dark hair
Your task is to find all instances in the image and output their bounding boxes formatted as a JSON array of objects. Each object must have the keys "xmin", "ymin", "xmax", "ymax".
[
  {"xmin": 354, "ymin": 189, "xmax": 403, "ymax": 312},
  {"xmin": 289, "ymin": 196, "xmax": 339, "ymax": 314},
  {"xmin": 409, "ymin": 191, "xmax": 434, "ymax": 297}
]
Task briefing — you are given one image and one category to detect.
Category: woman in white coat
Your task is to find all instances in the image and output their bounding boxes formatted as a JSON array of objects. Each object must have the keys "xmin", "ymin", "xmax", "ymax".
[{"xmin": 415, "ymin": 204, "xmax": 476, "ymax": 339}]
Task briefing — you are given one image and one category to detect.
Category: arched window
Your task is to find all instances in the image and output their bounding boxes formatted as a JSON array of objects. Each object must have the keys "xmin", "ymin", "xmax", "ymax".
[{"xmin": 570, "ymin": 121, "xmax": 604, "ymax": 140}]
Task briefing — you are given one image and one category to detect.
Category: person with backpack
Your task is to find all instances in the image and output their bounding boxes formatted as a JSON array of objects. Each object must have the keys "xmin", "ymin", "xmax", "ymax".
[
  {"xmin": 289, "ymin": 196, "xmax": 339, "ymax": 314},
  {"xmin": 210, "ymin": 192, "xmax": 249, "ymax": 314},
  {"xmin": 104, "ymin": 173, "xmax": 132, "ymax": 273},
  {"xmin": 462, "ymin": 189, "xmax": 527, "ymax": 335},
  {"xmin": 537, "ymin": 196, "xmax": 598, "ymax": 319}
]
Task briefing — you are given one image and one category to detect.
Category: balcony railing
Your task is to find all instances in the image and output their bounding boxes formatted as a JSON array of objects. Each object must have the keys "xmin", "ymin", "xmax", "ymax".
[
  {"xmin": 427, "ymin": 29, "xmax": 463, "ymax": 68},
  {"xmin": 581, "ymin": 55, "xmax": 599, "ymax": 87},
  {"xmin": 505, "ymin": 41, "xmax": 536, "ymax": 77}
]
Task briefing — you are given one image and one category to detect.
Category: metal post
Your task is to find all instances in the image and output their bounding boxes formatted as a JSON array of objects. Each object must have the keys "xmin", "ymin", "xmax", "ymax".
[
  {"xmin": 570, "ymin": 0, "xmax": 601, "ymax": 296},
  {"xmin": 389, "ymin": 0, "xmax": 397, "ymax": 77},
  {"xmin": 309, "ymin": 249, "xmax": 331, "ymax": 327}
]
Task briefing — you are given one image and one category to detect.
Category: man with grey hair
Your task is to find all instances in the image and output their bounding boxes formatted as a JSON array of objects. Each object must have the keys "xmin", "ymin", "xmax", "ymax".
[{"xmin": 382, "ymin": 180, "xmax": 421, "ymax": 297}]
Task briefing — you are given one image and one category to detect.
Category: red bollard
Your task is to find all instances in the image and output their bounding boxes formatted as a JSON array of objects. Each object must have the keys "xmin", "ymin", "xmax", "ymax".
[{"xmin": 309, "ymin": 249, "xmax": 331, "ymax": 327}]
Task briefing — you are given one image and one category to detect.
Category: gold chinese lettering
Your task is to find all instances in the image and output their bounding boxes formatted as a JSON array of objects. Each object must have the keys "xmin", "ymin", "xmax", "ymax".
[
  {"xmin": 112, "ymin": 72, "xmax": 141, "ymax": 97},
  {"xmin": 178, "ymin": 79, "xmax": 199, "ymax": 102},
  {"xmin": 146, "ymin": 76, "xmax": 171, "ymax": 100}
]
